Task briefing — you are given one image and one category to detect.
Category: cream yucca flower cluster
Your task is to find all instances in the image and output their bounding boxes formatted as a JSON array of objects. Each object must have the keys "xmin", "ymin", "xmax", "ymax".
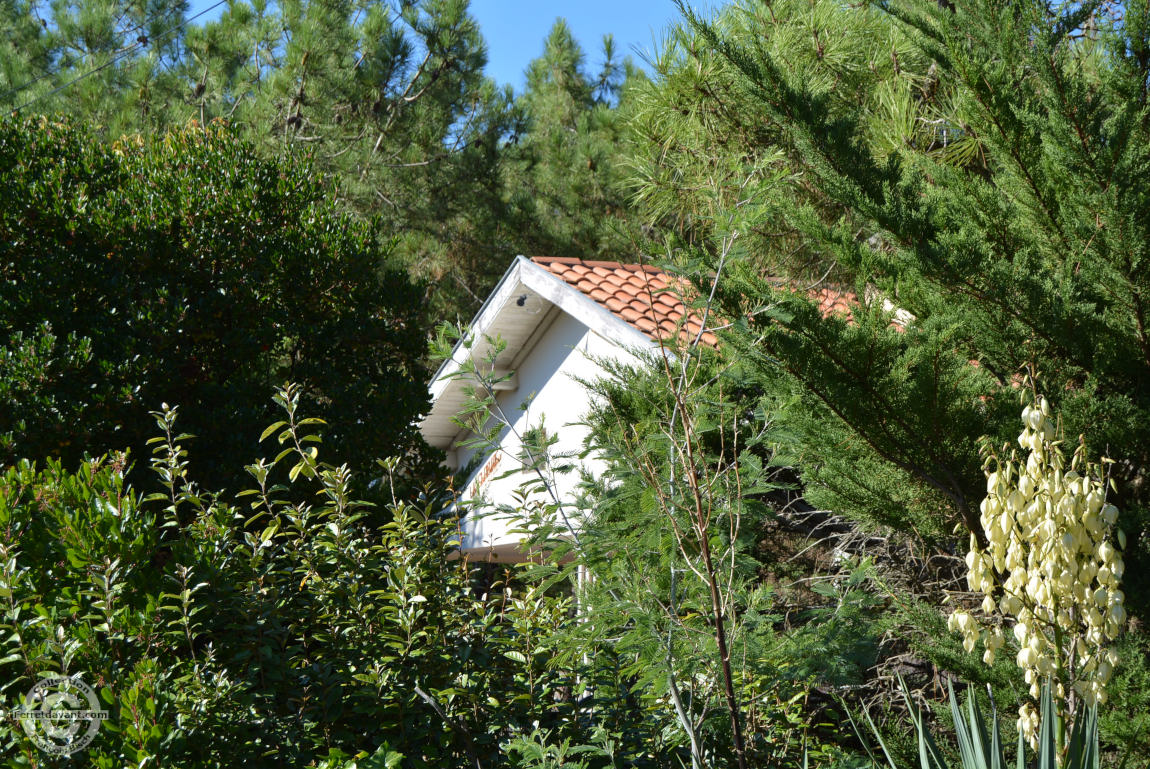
[{"xmin": 949, "ymin": 392, "xmax": 1126, "ymax": 745}]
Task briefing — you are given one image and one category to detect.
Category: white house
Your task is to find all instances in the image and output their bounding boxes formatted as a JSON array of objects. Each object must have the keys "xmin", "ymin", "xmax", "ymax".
[
  {"xmin": 419, "ymin": 255, "xmax": 718, "ymax": 562},
  {"xmin": 419, "ymin": 255, "xmax": 862, "ymax": 562}
]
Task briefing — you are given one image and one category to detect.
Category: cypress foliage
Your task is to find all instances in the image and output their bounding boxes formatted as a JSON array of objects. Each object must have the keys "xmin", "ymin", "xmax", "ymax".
[
  {"xmin": 635, "ymin": 0, "xmax": 1150, "ymax": 596},
  {"xmin": 623, "ymin": 0, "xmax": 1150, "ymax": 752}
]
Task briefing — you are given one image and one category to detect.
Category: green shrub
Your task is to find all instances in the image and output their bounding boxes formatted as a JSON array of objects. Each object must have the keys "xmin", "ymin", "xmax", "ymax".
[
  {"xmin": 0, "ymin": 386, "xmax": 636, "ymax": 767},
  {"xmin": 0, "ymin": 117, "xmax": 434, "ymax": 493}
]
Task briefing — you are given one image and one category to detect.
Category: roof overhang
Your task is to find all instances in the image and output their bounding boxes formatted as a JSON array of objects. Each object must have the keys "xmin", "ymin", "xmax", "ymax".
[{"xmin": 420, "ymin": 255, "xmax": 652, "ymax": 454}]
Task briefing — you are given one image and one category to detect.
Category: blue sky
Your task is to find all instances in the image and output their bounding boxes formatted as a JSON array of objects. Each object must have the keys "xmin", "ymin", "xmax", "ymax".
[
  {"xmin": 469, "ymin": 0, "xmax": 681, "ymax": 91},
  {"xmin": 185, "ymin": 1, "xmax": 685, "ymax": 93}
]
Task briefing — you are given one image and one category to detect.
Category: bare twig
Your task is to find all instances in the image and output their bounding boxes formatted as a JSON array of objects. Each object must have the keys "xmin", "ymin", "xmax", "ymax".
[{"xmin": 414, "ymin": 685, "xmax": 482, "ymax": 769}]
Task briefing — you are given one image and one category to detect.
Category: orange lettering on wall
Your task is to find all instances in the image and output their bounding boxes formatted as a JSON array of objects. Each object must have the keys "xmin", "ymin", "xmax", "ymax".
[{"xmin": 468, "ymin": 453, "xmax": 501, "ymax": 499}]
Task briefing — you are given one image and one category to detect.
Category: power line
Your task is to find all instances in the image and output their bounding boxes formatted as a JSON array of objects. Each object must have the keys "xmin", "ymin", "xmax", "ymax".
[
  {"xmin": 0, "ymin": 4, "xmax": 189, "ymax": 105},
  {"xmin": 9, "ymin": 0, "xmax": 228, "ymax": 115},
  {"xmin": 0, "ymin": 66, "xmax": 57, "ymax": 105}
]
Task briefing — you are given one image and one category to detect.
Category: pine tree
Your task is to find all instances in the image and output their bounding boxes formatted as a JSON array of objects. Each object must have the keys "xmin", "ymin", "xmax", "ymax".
[
  {"xmin": 503, "ymin": 19, "xmax": 645, "ymax": 261},
  {"xmin": 181, "ymin": 0, "xmax": 518, "ymax": 313},
  {"xmin": 624, "ymin": 0, "xmax": 1150, "ymax": 753},
  {"xmin": 0, "ymin": 0, "xmax": 191, "ymax": 128},
  {"xmin": 3, "ymin": 3, "xmax": 655, "ymax": 315}
]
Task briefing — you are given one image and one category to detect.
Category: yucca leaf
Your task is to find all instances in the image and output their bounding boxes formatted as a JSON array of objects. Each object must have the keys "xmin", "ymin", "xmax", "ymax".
[
  {"xmin": 866, "ymin": 705, "xmax": 902, "ymax": 769},
  {"xmin": 899, "ymin": 675, "xmax": 950, "ymax": 769},
  {"xmin": 1081, "ymin": 706, "xmax": 1099, "ymax": 769},
  {"xmin": 987, "ymin": 687, "xmax": 1005, "ymax": 769},
  {"xmin": 966, "ymin": 684, "xmax": 993, "ymax": 769},
  {"xmin": 1066, "ymin": 701, "xmax": 1087, "ymax": 769},
  {"xmin": 949, "ymin": 681, "xmax": 981, "ymax": 769},
  {"xmin": 845, "ymin": 703, "xmax": 896, "ymax": 769},
  {"xmin": 1038, "ymin": 684, "xmax": 1057, "ymax": 769}
]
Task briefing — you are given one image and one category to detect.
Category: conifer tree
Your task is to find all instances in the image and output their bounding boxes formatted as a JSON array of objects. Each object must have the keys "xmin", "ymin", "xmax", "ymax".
[
  {"xmin": 632, "ymin": 0, "xmax": 1150, "ymax": 614},
  {"xmin": 1, "ymin": 0, "xmax": 515, "ymax": 313},
  {"xmin": 502, "ymin": 20, "xmax": 644, "ymax": 261},
  {"xmin": 0, "ymin": 0, "xmax": 190, "ymax": 130},
  {"xmin": 590, "ymin": 0, "xmax": 1150, "ymax": 756},
  {"xmin": 179, "ymin": 0, "xmax": 517, "ymax": 313},
  {"xmin": 1, "ymin": 2, "xmax": 651, "ymax": 316}
]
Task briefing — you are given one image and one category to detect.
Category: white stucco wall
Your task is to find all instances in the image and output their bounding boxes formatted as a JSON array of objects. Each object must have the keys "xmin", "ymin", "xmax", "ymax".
[{"xmin": 451, "ymin": 310, "xmax": 644, "ymax": 561}]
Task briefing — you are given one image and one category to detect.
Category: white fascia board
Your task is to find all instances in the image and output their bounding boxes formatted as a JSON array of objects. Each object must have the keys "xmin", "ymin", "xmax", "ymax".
[
  {"xmin": 421, "ymin": 256, "xmax": 661, "ymax": 452},
  {"xmin": 516, "ymin": 257, "xmax": 653, "ymax": 352},
  {"xmin": 427, "ymin": 258, "xmax": 528, "ymax": 403},
  {"xmin": 427, "ymin": 256, "xmax": 654, "ymax": 400}
]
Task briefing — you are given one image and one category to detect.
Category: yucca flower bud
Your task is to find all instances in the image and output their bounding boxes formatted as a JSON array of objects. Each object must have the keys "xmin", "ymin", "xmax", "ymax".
[
  {"xmin": 1013, "ymin": 622, "xmax": 1028, "ymax": 644},
  {"xmin": 1026, "ymin": 409, "xmax": 1044, "ymax": 431},
  {"xmin": 1020, "ymin": 474, "xmax": 1036, "ymax": 498}
]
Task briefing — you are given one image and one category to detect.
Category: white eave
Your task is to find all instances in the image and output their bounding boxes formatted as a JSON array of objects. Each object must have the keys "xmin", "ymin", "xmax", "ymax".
[{"xmin": 420, "ymin": 255, "xmax": 652, "ymax": 453}]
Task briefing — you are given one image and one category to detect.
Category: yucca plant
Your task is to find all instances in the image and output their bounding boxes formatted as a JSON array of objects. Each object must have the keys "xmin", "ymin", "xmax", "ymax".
[{"xmin": 852, "ymin": 677, "xmax": 1099, "ymax": 769}]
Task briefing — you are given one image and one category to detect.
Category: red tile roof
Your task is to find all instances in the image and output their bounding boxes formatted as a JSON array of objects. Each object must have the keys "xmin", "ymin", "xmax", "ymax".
[
  {"xmin": 809, "ymin": 285, "xmax": 857, "ymax": 324},
  {"xmin": 531, "ymin": 256, "xmax": 860, "ymax": 345},
  {"xmin": 531, "ymin": 257, "xmax": 720, "ymax": 347}
]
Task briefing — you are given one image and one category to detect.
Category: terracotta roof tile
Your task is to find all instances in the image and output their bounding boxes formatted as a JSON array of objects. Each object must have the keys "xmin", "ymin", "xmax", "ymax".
[
  {"xmin": 529, "ymin": 256, "xmax": 858, "ymax": 348},
  {"xmin": 619, "ymin": 306, "xmax": 642, "ymax": 323},
  {"xmin": 531, "ymin": 256, "xmax": 721, "ymax": 347}
]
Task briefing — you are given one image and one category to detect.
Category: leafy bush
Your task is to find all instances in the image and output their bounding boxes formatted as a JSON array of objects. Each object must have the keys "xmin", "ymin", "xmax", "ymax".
[
  {"xmin": 434, "ymin": 321, "xmax": 883, "ymax": 769},
  {"xmin": 0, "ymin": 387, "xmax": 645, "ymax": 768},
  {"xmin": 0, "ymin": 117, "xmax": 434, "ymax": 492}
]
